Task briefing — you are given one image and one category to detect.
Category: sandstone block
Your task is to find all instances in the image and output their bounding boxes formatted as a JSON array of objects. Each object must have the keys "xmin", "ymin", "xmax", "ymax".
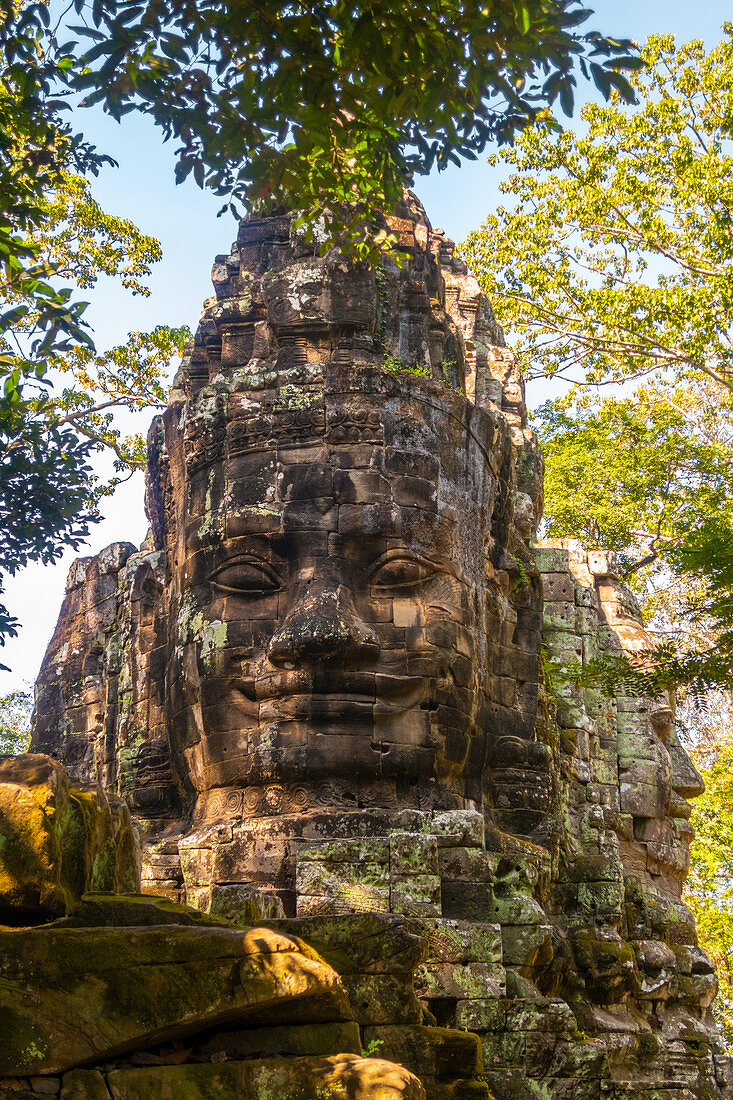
[
  {"xmin": 390, "ymin": 832, "xmax": 438, "ymax": 876},
  {"xmin": 437, "ymin": 847, "xmax": 494, "ymax": 883},
  {"xmin": 489, "ymin": 894, "xmax": 546, "ymax": 926},
  {"xmin": 533, "ymin": 546, "xmax": 571, "ymax": 572},
  {"xmin": 296, "ymin": 861, "xmax": 390, "ymax": 912},
  {"xmin": 419, "ymin": 1079, "xmax": 490, "ymax": 1100},
  {"xmin": 208, "ymin": 882, "xmax": 285, "ymax": 923},
  {"xmin": 414, "ymin": 961, "xmax": 505, "ymax": 1001},
  {"xmin": 454, "ymin": 998, "xmax": 506, "ymax": 1032},
  {"xmin": 27, "ymin": 1078, "xmax": 60, "ymax": 1094},
  {"xmin": 421, "ymin": 919, "xmax": 502, "ymax": 965},
  {"xmin": 362, "ymin": 1024, "xmax": 482, "ymax": 1079},
  {"xmin": 265, "ymin": 913, "xmax": 424, "ymax": 976},
  {"xmin": 340, "ymin": 973, "xmax": 422, "ymax": 1025},
  {"xmin": 60, "ymin": 1069, "xmax": 109, "ymax": 1099},
  {"xmin": 104, "ymin": 1055, "xmax": 425, "ymax": 1099},
  {"xmin": 441, "ymin": 880, "xmax": 494, "ymax": 922},
  {"xmin": 500, "ymin": 924, "xmax": 553, "ymax": 970},
  {"xmin": 197, "ymin": 1020, "xmax": 362, "ymax": 1059},
  {"xmin": 61, "ymin": 893, "xmax": 230, "ymax": 929},
  {"xmin": 430, "ymin": 810, "xmax": 484, "ymax": 849},
  {"xmin": 390, "ymin": 875, "xmax": 441, "ymax": 917},
  {"xmin": 542, "ymin": 600, "xmax": 577, "ymax": 633},
  {"xmin": 541, "ymin": 572, "xmax": 576, "ymax": 602},
  {"xmin": 298, "ymin": 838, "xmax": 390, "ymax": 864}
]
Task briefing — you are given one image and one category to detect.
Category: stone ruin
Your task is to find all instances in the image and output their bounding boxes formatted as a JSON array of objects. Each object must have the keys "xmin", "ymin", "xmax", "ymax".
[{"xmin": 0, "ymin": 193, "xmax": 729, "ymax": 1099}]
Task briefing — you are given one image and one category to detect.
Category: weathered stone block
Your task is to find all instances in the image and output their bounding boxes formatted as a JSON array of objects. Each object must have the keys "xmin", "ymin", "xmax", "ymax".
[
  {"xmin": 208, "ymin": 882, "xmax": 285, "ymax": 923},
  {"xmin": 541, "ymin": 572, "xmax": 575, "ymax": 602},
  {"xmin": 441, "ymin": 880, "xmax": 494, "ymax": 922},
  {"xmin": 103, "ymin": 1055, "xmax": 425, "ymax": 1099},
  {"xmin": 211, "ymin": 831, "xmax": 294, "ymax": 887},
  {"xmin": 430, "ymin": 811, "xmax": 484, "ymax": 849},
  {"xmin": 533, "ymin": 546, "xmax": 571, "ymax": 572},
  {"xmin": 390, "ymin": 832, "xmax": 438, "ymax": 876},
  {"xmin": 340, "ymin": 973, "xmax": 421, "ymax": 1025},
  {"xmin": 362, "ymin": 1024, "xmax": 482, "ymax": 1079},
  {"xmin": 421, "ymin": 919, "xmax": 502, "ymax": 965},
  {"xmin": 197, "ymin": 1020, "xmax": 362, "ymax": 1059},
  {"xmin": 414, "ymin": 961, "xmax": 505, "ymax": 1001},
  {"xmin": 265, "ymin": 913, "xmax": 424, "ymax": 975},
  {"xmin": 437, "ymin": 847, "xmax": 494, "ymax": 883},
  {"xmin": 420, "ymin": 1079, "xmax": 490, "ymax": 1100},
  {"xmin": 489, "ymin": 894, "xmax": 546, "ymax": 926},
  {"xmin": 296, "ymin": 861, "xmax": 390, "ymax": 911},
  {"xmin": 60, "ymin": 1069, "xmax": 110, "ymax": 1099},
  {"xmin": 542, "ymin": 600, "xmax": 577, "ymax": 633},
  {"xmin": 178, "ymin": 844, "xmax": 212, "ymax": 888},
  {"xmin": 298, "ymin": 838, "xmax": 390, "ymax": 864},
  {"xmin": 500, "ymin": 924, "xmax": 553, "ymax": 970},
  {"xmin": 453, "ymin": 998, "xmax": 506, "ymax": 1032},
  {"xmin": 390, "ymin": 874, "xmax": 442, "ymax": 917}
]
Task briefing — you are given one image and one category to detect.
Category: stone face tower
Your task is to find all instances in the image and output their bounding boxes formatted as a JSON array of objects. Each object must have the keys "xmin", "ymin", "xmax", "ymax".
[{"xmin": 31, "ymin": 195, "xmax": 731, "ymax": 1099}]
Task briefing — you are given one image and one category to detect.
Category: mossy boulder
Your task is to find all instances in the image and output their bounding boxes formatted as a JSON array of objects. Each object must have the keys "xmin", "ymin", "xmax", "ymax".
[
  {"xmin": 0, "ymin": 922, "xmax": 352, "ymax": 1075},
  {"xmin": 0, "ymin": 754, "xmax": 139, "ymax": 922}
]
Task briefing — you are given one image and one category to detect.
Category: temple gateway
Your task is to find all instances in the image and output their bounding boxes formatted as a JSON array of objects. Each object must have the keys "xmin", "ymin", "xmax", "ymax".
[{"xmin": 0, "ymin": 194, "xmax": 728, "ymax": 1100}]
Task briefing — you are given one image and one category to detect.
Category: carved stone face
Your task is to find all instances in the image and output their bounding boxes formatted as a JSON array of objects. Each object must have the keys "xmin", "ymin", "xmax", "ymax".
[
  {"xmin": 163, "ymin": 370, "xmax": 535, "ymax": 824},
  {"xmin": 619, "ymin": 695, "xmax": 704, "ymax": 894}
]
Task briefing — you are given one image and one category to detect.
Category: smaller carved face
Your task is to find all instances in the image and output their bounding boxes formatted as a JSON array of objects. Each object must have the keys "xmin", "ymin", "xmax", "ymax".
[{"xmin": 619, "ymin": 695, "xmax": 704, "ymax": 893}]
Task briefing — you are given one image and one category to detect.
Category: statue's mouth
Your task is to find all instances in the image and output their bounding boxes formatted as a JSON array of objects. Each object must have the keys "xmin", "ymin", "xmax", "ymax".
[{"xmin": 233, "ymin": 671, "xmax": 426, "ymax": 718}]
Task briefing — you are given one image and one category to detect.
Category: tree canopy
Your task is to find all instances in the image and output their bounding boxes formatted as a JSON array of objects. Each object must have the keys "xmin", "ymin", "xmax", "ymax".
[
  {"xmin": 462, "ymin": 30, "xmax": 733, "ymax": 692},
  {"xmin": 685, "ymin": 700, "xmax": 733, "ymax": 1044},
  {"xmin": 0, "ymin": 689, "xmax": 31, "ymax": 753},
  {"xmin": 67, "ymin": 0, "xmax": 641, "ymax": 260},
  {"xmin": 461, "ymin": 30, "xmax": 733, "ymax": 394},
  {"xmin": 0, "ymin": 120, "xmax": 187, "ymax": 656}
]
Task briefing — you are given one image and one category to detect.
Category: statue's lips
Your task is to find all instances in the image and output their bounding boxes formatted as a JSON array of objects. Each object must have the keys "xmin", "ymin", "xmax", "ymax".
[
  {"xmin": 234, "ymin": 671, "xmax": 426, "ymax": 719},
  {"xmin": 669, "ymin": 794, "xmax": 693, "ymax": 821}
]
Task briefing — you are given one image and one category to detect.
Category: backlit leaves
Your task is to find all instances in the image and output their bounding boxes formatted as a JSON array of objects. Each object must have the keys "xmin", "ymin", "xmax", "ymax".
[{"xmin": 67, "ymin": 0, "xmax": 639, "ymax": 259}]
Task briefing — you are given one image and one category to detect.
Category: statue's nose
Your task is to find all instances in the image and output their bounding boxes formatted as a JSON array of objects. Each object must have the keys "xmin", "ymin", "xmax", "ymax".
[
  {"xmin": 267, "ymin": 586, "xmax": 379, "ymax": 666},
  {"xmin": 668, "ymin": 729, "xmax": 705, "ymax": 799}
]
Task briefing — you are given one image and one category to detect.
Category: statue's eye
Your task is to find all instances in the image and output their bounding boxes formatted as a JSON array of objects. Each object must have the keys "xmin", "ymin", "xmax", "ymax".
[
  {"xmin": 369, "ymin": 553, "xmax": 436, "ymax": 593},
  {"xmin": 210, "ymin": 558, "xmax": 282, "ymax": 595}
]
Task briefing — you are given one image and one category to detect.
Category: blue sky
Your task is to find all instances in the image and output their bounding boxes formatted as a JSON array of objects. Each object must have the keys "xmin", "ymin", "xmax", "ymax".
[{"xmin": 2, "ymin": 0, "xmax": 730, "ymax": 693}]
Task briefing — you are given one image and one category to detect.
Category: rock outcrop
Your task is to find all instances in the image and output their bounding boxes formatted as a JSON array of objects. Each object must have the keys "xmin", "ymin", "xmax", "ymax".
[{"xmin": 19, "ymin": 193, "xmax": 731, "ymax": 1099}]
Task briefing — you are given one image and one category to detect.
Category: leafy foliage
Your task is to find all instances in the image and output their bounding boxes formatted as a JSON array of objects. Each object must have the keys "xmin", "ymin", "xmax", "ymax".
[
  {"xmin": 685, "ymin": 708, "xmax": 733, "ymax": 1044},
  {"xmin": 0, "ymin": 67, "xmax": 187, "ymax": 654},
  {"xmin": 461, "ymin": 30, "xmax": 733, "ymax": 393},
  {"xmin": 0, "ymin": 689, "xmax": 31, "ymax": 754},
  {"xmin": 0, "ymin": 0, "xmax": 111, "ymax": 415},
  {"xmin": 1, "ymin": 167, "xmax": 189, "ymax": 475},
  {"xmin": 68, "ymin": 0, "xmax": 640, "ymax": 260},
  {"xmin": 540, "ymin": 382, "xmax": 733, "ymax": 578},
  {"xmin": 462, "ymin": 32, "xmax": 733, "ymax": 692}
]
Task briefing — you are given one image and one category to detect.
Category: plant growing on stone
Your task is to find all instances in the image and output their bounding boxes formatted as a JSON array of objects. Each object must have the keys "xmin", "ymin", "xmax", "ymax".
[{"xmin": 381, "ymin": 354, "xmax": 432, "ymax": 379}]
